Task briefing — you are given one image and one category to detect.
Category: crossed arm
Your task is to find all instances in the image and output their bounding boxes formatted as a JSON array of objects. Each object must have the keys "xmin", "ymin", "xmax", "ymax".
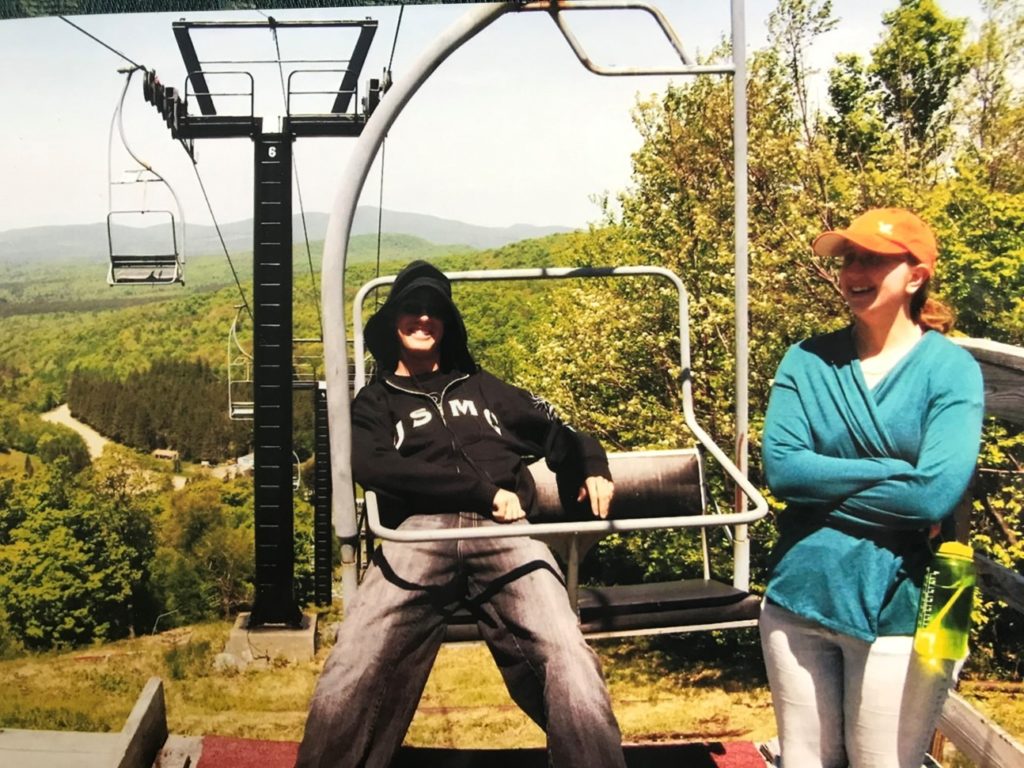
[{"xmin": 762, "ymin": 358, "xmax": 984, "ymax": 530}]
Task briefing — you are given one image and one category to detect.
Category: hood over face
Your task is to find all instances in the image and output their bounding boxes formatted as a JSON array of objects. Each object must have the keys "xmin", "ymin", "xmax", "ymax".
[{"xmin": 363, "ymin": 260, "xmax": 477, "ymax": 376}]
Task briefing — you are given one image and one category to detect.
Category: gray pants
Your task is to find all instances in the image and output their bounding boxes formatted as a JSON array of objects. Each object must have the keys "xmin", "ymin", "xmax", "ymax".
[{"xmin": 296, "ymin": 512, "xmax": 626, "ymax": 768}]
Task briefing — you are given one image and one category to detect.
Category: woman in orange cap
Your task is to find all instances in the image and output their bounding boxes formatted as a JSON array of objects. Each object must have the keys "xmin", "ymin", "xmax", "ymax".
[{"xmin": 758, "ymin": 209, "xmax": 984, "ymax": 767}]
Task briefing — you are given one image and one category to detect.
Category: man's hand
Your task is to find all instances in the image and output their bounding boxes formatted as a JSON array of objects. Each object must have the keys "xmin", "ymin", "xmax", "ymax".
[
  {"xmin": 492, "ymin": 488, "xmax": 526, "ymax": 523},
  {"xmin": 577, "ymin": 476, "xmax": 614, "ymax": 519}
]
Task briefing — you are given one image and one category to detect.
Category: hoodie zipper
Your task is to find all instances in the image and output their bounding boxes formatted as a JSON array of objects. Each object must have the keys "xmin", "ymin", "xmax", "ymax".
[
  {"xmin": 385, "ymin": 373, "xmax": 469, "ymax": 422},
  {"xmin": 386, "ymin": 373, "xmax": 470, "ymax": 469}
]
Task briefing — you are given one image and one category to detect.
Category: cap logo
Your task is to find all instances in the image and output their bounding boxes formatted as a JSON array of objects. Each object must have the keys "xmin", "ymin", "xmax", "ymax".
[{"xmin": 878, "ymin": 221, "xmax": 894, "ymax": 236}]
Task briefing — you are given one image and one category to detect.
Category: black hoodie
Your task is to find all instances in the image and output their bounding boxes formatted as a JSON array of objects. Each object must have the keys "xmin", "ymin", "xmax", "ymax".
[{"xmin": 353, "ymin": 261, "xmax": 610, "ymax": 526}]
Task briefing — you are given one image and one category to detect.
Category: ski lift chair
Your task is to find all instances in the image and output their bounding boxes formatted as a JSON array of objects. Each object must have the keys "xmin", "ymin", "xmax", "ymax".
[
  {"xmin": 353, "ymin": 266, "xmax": 768, "ymax": 641},
  {"xmin": 227, "ymin": 307, "xmax": 255, "ymax": 420},
  {"xmin": 106, "ymin": 210, "xmax": 184, "ymax": 286},
  {"xmin": 107, "ymin": 67, "xmax": 186, "ymax": 287}
]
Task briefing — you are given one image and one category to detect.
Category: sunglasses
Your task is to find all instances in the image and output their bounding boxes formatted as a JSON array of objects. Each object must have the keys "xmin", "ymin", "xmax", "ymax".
[
  {"xmin": 397, "ymin": 299, "xmax": 448, "ymax": 318},
  {"xmin": 840, "ymin": 251, "xmax": 915, "ymax": 269}
]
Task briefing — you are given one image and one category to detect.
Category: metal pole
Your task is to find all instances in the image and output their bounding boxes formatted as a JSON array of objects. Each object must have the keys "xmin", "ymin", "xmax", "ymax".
[
  {"xmin": 731, "ymin": 0, "xmax": 750, "ymax": 590},
  {"xmin": 321, "ymin": 3, "xmax": 513, "ymax": 606}
]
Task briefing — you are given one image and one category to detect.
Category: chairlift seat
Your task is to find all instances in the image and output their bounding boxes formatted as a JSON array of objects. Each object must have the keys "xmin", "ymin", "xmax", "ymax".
[
  {"xmin": 355, "ymin": 266, "xmax": 767, "ymax": 643},
  {"xmin": 438, "ymin": 448, "xmax": 762, "ymax": 642},
  {"xmin": 107, "ymin": 210, "xmax": 184, "ymax": 286},
  {"xmin": 577, "ymin": 580, "xmax": 761, "ymax": 636},
  {"xmin": 231, "ymin": 404, "xmax": 255, "ymax": 419},
  {"xmin": 445, "ymin": 579, "xmax": 761, "ymax": 643},
  {"xmin": 108, "ymin": 254, "xmax": 184, "ymax": 285}
]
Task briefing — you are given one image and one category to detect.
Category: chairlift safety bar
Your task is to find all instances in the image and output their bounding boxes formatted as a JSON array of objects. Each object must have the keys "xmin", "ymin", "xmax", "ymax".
[{"xmin": 544, "ymin": 0, "xmax": 735, "ymax": 76}]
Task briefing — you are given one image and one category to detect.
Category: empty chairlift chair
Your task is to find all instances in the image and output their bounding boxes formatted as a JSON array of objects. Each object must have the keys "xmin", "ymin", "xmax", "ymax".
[
  {"xmin": 227, "ymin": 306, "xmax": 255, "ymax": 420},
  {"xmin": 352, "ymin": 266, "xmax": 769, "ymax": 641},
  {"xmin": 107, "ymin": 207, "xmax": 184, "ymax": 285},
  {"xmin": 107, "ymin": 68, "xmax": 186, "ymax": 286}
]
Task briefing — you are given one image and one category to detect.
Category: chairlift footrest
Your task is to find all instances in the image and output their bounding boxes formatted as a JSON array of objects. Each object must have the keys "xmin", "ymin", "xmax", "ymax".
[
  {"xmin": 442, "ymin": 579, "xmax": 760, "ymax": 642},
  {"xmin": 578, "ymin": 579, "xmax": 760, "ymax": 635}
]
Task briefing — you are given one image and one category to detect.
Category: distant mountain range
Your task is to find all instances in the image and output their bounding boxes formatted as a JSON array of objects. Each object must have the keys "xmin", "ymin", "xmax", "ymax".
[{"xmin": 0, "ymin": 207, "xmax": 577, "ymax": 265}]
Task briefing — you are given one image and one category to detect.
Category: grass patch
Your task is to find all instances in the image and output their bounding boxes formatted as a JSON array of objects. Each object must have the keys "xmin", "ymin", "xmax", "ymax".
[
  {"xmin": 0, "ymin": 618, "xmax": 1019, "ymax": 752},
  {"xmin": 164, "ymin": 639, "xmax": 214, "ymax": 681},
  {"xmin": 0, "ymin": 706, "xmax": 110, "ymax": 731},
  {"xmin": 960, "ymin": 680, "xmax": 1024, "ymax": 740},
  {"xmin": 0, "ymin": 448, "xmax": 32, "ymax": 477},
  {"xmin": 0, "ymin": 620, "xmax": 775, "ymax": 745}
]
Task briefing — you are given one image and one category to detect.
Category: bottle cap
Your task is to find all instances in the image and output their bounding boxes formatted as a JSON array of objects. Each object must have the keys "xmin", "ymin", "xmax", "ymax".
[{"xmin": 937, "ymin": 541, "xmax": 974, "ymax": 559}]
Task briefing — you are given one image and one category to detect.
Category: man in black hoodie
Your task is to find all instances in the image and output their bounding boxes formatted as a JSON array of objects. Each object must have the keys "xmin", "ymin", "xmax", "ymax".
[{"xmin": 297, "ymin": 261, "xmax": 626, "ymax": 768}]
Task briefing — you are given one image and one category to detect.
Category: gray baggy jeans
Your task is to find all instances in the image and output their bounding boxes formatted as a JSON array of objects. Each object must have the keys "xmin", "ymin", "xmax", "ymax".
[{"xmin": 295, "ymin": 512, "xmax": 626, "ymax": 768}]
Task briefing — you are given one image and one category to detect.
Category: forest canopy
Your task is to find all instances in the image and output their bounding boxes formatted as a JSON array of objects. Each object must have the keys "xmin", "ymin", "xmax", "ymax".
[{"xmin": 0, "ymin": 0, "xmax": 1019, "ymax": 675}]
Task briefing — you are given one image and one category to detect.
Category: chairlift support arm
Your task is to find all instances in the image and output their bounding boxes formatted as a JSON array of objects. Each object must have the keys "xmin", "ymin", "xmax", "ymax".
[
  {"xmin": 334, "ymin": 24, "xmax": 376, "ymax": 114},
  {"xmin": 172, "ymin": 22, "xmax": 212, "ymax": 115},
  {"xmin": 323, "ymin": 1, "xmax": 750, "ymax": 604}
]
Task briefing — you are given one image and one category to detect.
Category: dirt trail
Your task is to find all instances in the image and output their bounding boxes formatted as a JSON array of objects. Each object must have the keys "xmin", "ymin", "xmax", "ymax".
[
  {"xmin": 41, "ymin": 403, "xmax": 109, "ymax": 459},
  {"xmin": 40, "ymin": 404, "xmax": 231, "ymax": 487}
]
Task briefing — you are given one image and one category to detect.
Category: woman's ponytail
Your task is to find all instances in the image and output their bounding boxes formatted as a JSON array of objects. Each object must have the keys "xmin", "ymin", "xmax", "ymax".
[{"xmin": 912, "ymin": 284, "xmax": 956, "ymax": 334}]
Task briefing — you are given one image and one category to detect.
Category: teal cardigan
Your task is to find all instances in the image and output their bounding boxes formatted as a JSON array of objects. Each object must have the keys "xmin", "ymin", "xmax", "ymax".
[{"xmin": 761, "ymin": 327, "xmax": 984, "ymax": 641}]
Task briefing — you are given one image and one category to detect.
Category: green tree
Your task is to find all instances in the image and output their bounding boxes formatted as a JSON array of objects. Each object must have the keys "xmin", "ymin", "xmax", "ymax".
[
  {"xmin": 0, "ymin": 460, "xmax": 157, "ymax": 648},
  {"xmin": 870, "ymin": 0, "xmax": 971, "ymax": 169},
  {"xmin": 959, "ymin": 0, "xmax": 1024, "ymax": 192},
  {"xmin": 36, "ymin": 428, "xmax": 90, "ymax": 473},
  {"xmin": 828, "ymin": 53, "xmax": 891, "ymax": 169},
  {"xmin": 150, "ymin": 477, "xmax": 254, "ymax": 623},
  {"xmin": 0, "ymin": 601, "xmax": 24, "ymax": 660},
  {"xmin": 768, "ymin": 0, "xmax": 838, "ymax": 203},
  {"xmin": 929, "ymin": 171, "xmax": 1024, "ymax": 344}
]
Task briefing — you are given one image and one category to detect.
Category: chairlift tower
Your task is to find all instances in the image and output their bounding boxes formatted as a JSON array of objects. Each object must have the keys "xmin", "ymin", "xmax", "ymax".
[{"xmin": 148, "ymin": 18, "xmax": 380, "ymax": 626}]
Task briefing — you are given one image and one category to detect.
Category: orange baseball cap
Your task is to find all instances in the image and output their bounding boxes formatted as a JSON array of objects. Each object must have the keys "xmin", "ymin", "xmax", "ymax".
[{"xmin": 812, "ymin": 208, "xmax": 938, "ymax": 276}]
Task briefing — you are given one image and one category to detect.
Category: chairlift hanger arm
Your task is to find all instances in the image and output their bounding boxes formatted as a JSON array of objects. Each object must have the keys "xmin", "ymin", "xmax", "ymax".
[{"xmin": 323, "ymin": 1, "xmax": 751, "ymax": 602}]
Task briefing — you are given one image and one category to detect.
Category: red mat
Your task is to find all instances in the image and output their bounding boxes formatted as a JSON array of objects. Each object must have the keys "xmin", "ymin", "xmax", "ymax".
[
  {"xmin": 196, "ymin": 736, "xmax": 766, "ymax": 768},
  {"xmin": 197, "ymin": 736, "xmax": 298, "ymax": 767}
]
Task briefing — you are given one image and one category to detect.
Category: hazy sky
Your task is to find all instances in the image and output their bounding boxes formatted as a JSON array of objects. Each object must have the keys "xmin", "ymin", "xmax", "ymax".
[{"xmin": 0, "ymin": 0, "xmax": 985, "ymax": 235}]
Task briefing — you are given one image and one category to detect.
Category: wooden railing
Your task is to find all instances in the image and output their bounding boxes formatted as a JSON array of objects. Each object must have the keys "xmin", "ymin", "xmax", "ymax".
[{"xmin": 941, "ymin": 338, "xmax": 1024, "ymax": 767}]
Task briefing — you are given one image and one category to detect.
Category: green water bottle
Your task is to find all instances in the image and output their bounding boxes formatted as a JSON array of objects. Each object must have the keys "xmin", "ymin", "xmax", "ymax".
[{"xmin": 914, "ymin": 541, "xmax": 976, "ymax": 661}]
